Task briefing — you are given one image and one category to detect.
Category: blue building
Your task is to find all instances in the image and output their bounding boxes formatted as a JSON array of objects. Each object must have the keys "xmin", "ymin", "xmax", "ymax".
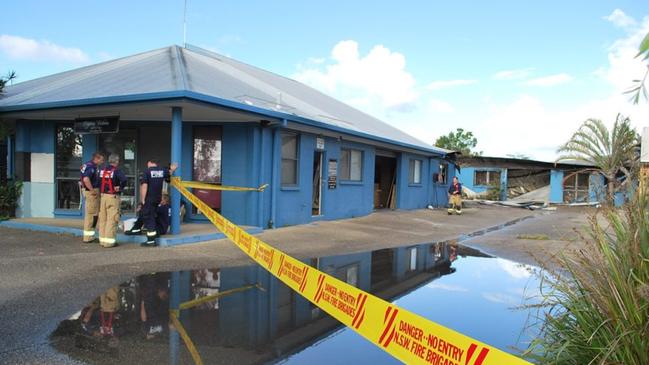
[
  {"xmin": 0, "ymin": 45, "xmax": 456, "ymax": 232},
  {"xmin": 456, "ymin": 156, "xmax": 604, "ymax": 204}
]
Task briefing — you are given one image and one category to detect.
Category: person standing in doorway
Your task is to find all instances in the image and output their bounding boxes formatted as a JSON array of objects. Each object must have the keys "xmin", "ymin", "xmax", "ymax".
[
  {"xmin": 138, "ymin": 159, "xmax": 177, "ymax": 247},
  {"xmin": 447, "ymin": 176, "xmax": 463, "ymax": 215},
  {"xmin": 80, "ymin": 152, "xmax": 105, "ymax": 243},
  {"xmin": 98, "ymin": 154, "xmax": 127, "ymax": 248}
]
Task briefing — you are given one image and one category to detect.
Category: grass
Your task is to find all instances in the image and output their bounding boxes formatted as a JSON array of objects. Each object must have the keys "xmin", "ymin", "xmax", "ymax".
[{"xmin": 524, "ymin": 190, "xmax": 649, "ymax": 364}]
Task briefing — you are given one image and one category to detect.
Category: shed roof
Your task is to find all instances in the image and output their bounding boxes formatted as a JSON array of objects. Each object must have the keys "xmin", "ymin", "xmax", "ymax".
[
  {"xmin": 457, "ymin": 155, "xmax": 597, "ymax": 170},
  {"xmin": 0, "ymin": 45, "xmax": 449, "ymax": 156}
]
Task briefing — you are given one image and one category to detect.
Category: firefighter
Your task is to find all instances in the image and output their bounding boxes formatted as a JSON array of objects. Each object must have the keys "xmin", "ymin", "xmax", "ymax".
[
  {"xmin": 80, "ymin": 152, "xmax": 105, "ymax": 243},
  {"xmin": 97, "ymin": 154, "xmax": 127, "ymax": 248},
  {"xmin": 139, "ymin": 159, "xmax": 177, "ymax": 246},
  {"xmin": 447, "ymin": 176, "xmax": 463, "ymax": 215}
]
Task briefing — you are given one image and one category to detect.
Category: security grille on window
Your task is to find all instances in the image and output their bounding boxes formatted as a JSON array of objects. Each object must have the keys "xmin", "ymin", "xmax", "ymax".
[
  {"xmin": 340, "ymin": 148, "xmax": 362, "ymax": 181},
  {"xmin": 281, "ymin": 133, "xmax": 299, "ymax": 186},
  {"xmin": 438, "ymin": 163, "xmax": 448, "ymax": 184},
  {"xmin": 409, "ymin": 159, "xmax": 422, "ymax": 184},
  {"xmin": 474, "ymin": 170, "xmax": 501, "ymax": 185}
]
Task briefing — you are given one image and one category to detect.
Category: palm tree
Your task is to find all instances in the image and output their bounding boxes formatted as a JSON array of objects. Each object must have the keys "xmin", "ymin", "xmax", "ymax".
[{"xmin": 557, "ymin": 115, "xmax": 639, "ymax": 204}]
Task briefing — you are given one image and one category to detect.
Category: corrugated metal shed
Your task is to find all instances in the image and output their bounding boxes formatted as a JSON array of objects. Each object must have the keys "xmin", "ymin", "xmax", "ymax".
[{"xmin": 0, "ymin": 45, "xmax": 448, "ymax": 155}]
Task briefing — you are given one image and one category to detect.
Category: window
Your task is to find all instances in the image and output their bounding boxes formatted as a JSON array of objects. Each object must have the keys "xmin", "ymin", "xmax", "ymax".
[
  {"xmin": 563, "ymin": 172, "xmax": 590, "ymax": 203},
  {"xmin": 340, "ymin": 148, "xmax": 362, "ymax": 181},
  {"xmin": 281, "ymin": 133, "xmax": 299, "ymax": 186},
  {"xmin": 474, "ymin": 170, "xmax": 501, "ymax": 186},
  {"xmin": 55, "ymin": 124, "xmax": 83, "ymax": 210},
  {"xmin": 409, "ymin": 159, "xmax": 422, "ymax": 184},
  {"xmin": 336, "ymin": 263, "xmax": 360, "ymax": 288},
  {"xmin": 438, "ymin": 163, "xmax": 448, "ymax": 184},
  {"xmin": 408, "ymin": 247, "xmax": 418, "ymax": 271}
]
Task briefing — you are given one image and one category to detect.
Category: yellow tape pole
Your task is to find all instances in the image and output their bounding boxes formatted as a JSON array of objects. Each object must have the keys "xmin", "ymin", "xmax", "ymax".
[
  {"xmin": 169, "ymin": 312, "xmax": 204, "ymax": 365},
  {"xmin": 179, "ymin": 284, "xmax": 256, "ymax": 311},
  {"xmin": 181, "ymin": 180, "xmax": 268, "ymax": 192},
  {"xmin": 170, "ymin": 177, "xmax": 531, "ymax": 365}
]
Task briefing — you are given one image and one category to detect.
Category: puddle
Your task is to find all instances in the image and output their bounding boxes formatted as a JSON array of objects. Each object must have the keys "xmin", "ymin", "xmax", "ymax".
[{"xmin": 50, "ymin": 243, "xmax": 541, "ymax": 364}]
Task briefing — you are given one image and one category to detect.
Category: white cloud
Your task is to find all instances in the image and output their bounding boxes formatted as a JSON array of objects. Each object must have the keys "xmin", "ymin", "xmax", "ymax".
[
  {"xmin": 497, "ymin": 259, "xmax": 532, "ymax": 279},
  {"xmin": 294, "ymin": 40, "xmax": 418, "ymax": 111},
  {"xmin": 426, "ymin": 283, "xmax": 468, "ymax": 292},
  {"xmin": 0, "ymin": 34, "xmax": 89, "ymax": 63},
  {"xmin": 604, "ymin": 9, "xmax": 636, "ymax": 28},
  {"xmin": 481, "ymin": 292, "xmax": 522, "ymax": 306},
  {"xmin": 525, "ymin": 73, "xmax": 574, "ymax": 87},
  {"xmin": 493, "ymin": 68, "xmax": 534, "ymax": 80},
  {"xmin": 426, "ymin": 79, "xmax": 477, "ymax": 90},
  {"xmin": 471, "ymin": 17, "xmax": 649, "ymax": 160},
  {"xmin": 428, "ymin": 99, "xmax": 455, "ymax": 113}
]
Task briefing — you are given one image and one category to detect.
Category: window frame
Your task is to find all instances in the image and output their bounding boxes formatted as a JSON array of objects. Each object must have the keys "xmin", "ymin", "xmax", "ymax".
[
  {"xmin": 409, "ymin": 159, "xmax": 423, "ymax": 185},
  {"xmin": 54, "ymin": 123, "xmax": 83, "ymax": 213},
  {"xmin": 280, "ymin": 132, "xmax": 300, "ymax": 188},
  {"xmin": 473, "ymin": 169, "xmax": 501, "ymax": 186},
  {"xmin": 339, "ymin": 148, "xmax": 363, "ymax": 182},
  {"xmin": 437, "ymin": 162, "xmax": 448, "ymax": 184}
]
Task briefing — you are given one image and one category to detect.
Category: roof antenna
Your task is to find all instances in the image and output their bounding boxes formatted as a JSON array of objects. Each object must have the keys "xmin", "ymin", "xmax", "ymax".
[{"xmin": 183, "ymin": 0, "xmax": 188, "ymax": 47}]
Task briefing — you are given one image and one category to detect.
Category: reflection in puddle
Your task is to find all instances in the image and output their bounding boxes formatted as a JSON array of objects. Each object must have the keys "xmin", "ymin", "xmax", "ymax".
[{"xmin": 51, "ymin": 243, "xmax": 540, "ymax": 364}]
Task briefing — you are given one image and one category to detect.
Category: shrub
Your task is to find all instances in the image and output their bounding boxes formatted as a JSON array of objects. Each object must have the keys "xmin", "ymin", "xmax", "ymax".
[
  {"xmin": 525, "ymin": 190, "xmax": 649, "ymax": 364},
  {"xmin": 0, "ymin": 180, "xmax": 23, "ymax": 218}
]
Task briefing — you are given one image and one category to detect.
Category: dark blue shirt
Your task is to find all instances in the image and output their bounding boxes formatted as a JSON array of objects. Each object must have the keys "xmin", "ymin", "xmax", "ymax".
[
  {"xmin": 448, "ymin": 182, "xmax": 462, "ymax": 195},
  {"xmin": 156, "ymin": 204, "xmax": 170, "ymax": 235},
  {"xmin": 98, "ymin": 165, "xmax": 128, "ymax": 194},
  {"xmin": 140, "ymin": 166, "xmax": 170, "ymax": 203},
  {"xmin": 80, "ymin": 161, "xmax": 100, "ymax": 189}
]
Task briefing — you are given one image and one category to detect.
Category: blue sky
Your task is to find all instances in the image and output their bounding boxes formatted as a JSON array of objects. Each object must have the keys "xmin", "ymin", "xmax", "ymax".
[{"xmin": 2, "ymin": 1, "xmax": 648, "ymax": 160}]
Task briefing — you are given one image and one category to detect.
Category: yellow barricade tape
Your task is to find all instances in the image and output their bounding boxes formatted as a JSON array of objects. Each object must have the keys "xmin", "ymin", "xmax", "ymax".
[
  {"xmin": 179, "ymin": 284, "xmax": 258, "ymax": 311},
  {"xmin": 171, "ymin": 177, "xmax": 531, "ymax": 365},
  {"xmin": 169, "ymin": 312, "xmax": 204, "ymax": 365},
  {"xmin": 181, "ymin": 180, "xmax": 268, "ymax": 192}
]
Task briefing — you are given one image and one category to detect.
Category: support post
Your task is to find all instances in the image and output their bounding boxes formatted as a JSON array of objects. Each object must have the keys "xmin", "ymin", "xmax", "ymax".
[
  {"xmin": 169, "ymin": 271, "xmax": 181, "ymax": 365},
  {"xmin": 258, "ymin": 127, "xmax": 265, "ymax": 228},
  {"xmin": 171, "ymin": 107, "xmax": 183, "ymax": 235},
  {"xmin": 270, "ymin": 128, "xmax": 280, "ymax": 228}
]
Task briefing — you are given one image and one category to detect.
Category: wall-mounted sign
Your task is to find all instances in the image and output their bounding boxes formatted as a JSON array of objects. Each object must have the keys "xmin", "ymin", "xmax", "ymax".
[
  {"xmin": 316, "ymin": 137, "xmax": 325, "ymax": 151},
  {"xmin": 328, "ymin": 159, "xmax": 337, "ymax": 189},
  {"xmin": 74, "ymin": 116, "xmax": 120, "ymax": 134}
]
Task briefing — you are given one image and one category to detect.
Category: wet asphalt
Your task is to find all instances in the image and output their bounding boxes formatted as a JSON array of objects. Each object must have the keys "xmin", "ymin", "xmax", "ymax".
[{"xmin": 0, "ymin": 206, "xmax": 586, "ymax": 364}]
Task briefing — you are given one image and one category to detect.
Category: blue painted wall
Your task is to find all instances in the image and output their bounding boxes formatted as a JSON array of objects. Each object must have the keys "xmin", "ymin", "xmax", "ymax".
[
  {"xmin": 12, "ymin": 120, "xmax": 452, "ymax": 225},
  {"xmin": 457, "ymin": 166, "xmax": 507, "ymax": 200},
  {"xmin": 275, "ymin": 134, "xmax": 374, "ymax": 227},
  {"xmin": 549, "ymin": 169, "xmax": 564, "ymax": 203},
  {"xmin": 15, "ymin": 120, "xmax": 55, "ymax": 154},
  {"xmin": 396, "ymin": 152, "xmax": 431, "ymax": 209}
]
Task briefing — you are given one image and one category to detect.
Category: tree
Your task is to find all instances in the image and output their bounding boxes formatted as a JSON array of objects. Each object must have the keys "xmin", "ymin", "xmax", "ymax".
[
  {"xmin": 626, "ymin": 32, "xmax": 649, "ymax": 104},
  {"xmin": 0, "ymin": 71, "xmax": 16, "ymax": 95},
  {"xmin": 556, "ymin": 115, "xmax": 640, "ymax": 204},
  {"xmin": 434, "ymin": 128, "xmax": 481, "ymax": 155}
]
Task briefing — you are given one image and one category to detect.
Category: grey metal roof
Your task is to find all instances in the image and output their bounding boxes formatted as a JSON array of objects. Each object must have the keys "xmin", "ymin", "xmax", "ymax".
[{"xmin": 0, "ymin": 45, "xmax": 449, "ymax": 155}]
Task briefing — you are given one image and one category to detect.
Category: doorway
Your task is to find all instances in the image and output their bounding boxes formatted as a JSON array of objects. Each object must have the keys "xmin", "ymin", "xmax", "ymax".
[
  {"xmin": 374, "ymin": 155, "xmax": 397, "ymax": 209},
  {"xmin": 98, "ymin": 129, "xmax": 138, "ymax": 213},
  {"xmin": 192, "ymin": 126, "xmax": 222, "ymax": 215},
  {"xmin": 312, "ymin": 151, "xmax": 323, "ymax": 216}
]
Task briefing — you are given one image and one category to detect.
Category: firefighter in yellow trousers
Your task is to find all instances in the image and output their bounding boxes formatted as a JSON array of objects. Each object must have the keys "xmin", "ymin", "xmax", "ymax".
[
  {"xmin": 80, "ymin": 152, "xmax": 105, "ymax": 243},
  {"xmin": 447, "ymin": 176, "xmax": 463, "ymax": 215},
  {"xmin": 98, "ymin": 154, "xmax": 127, "ymax": 248}
]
